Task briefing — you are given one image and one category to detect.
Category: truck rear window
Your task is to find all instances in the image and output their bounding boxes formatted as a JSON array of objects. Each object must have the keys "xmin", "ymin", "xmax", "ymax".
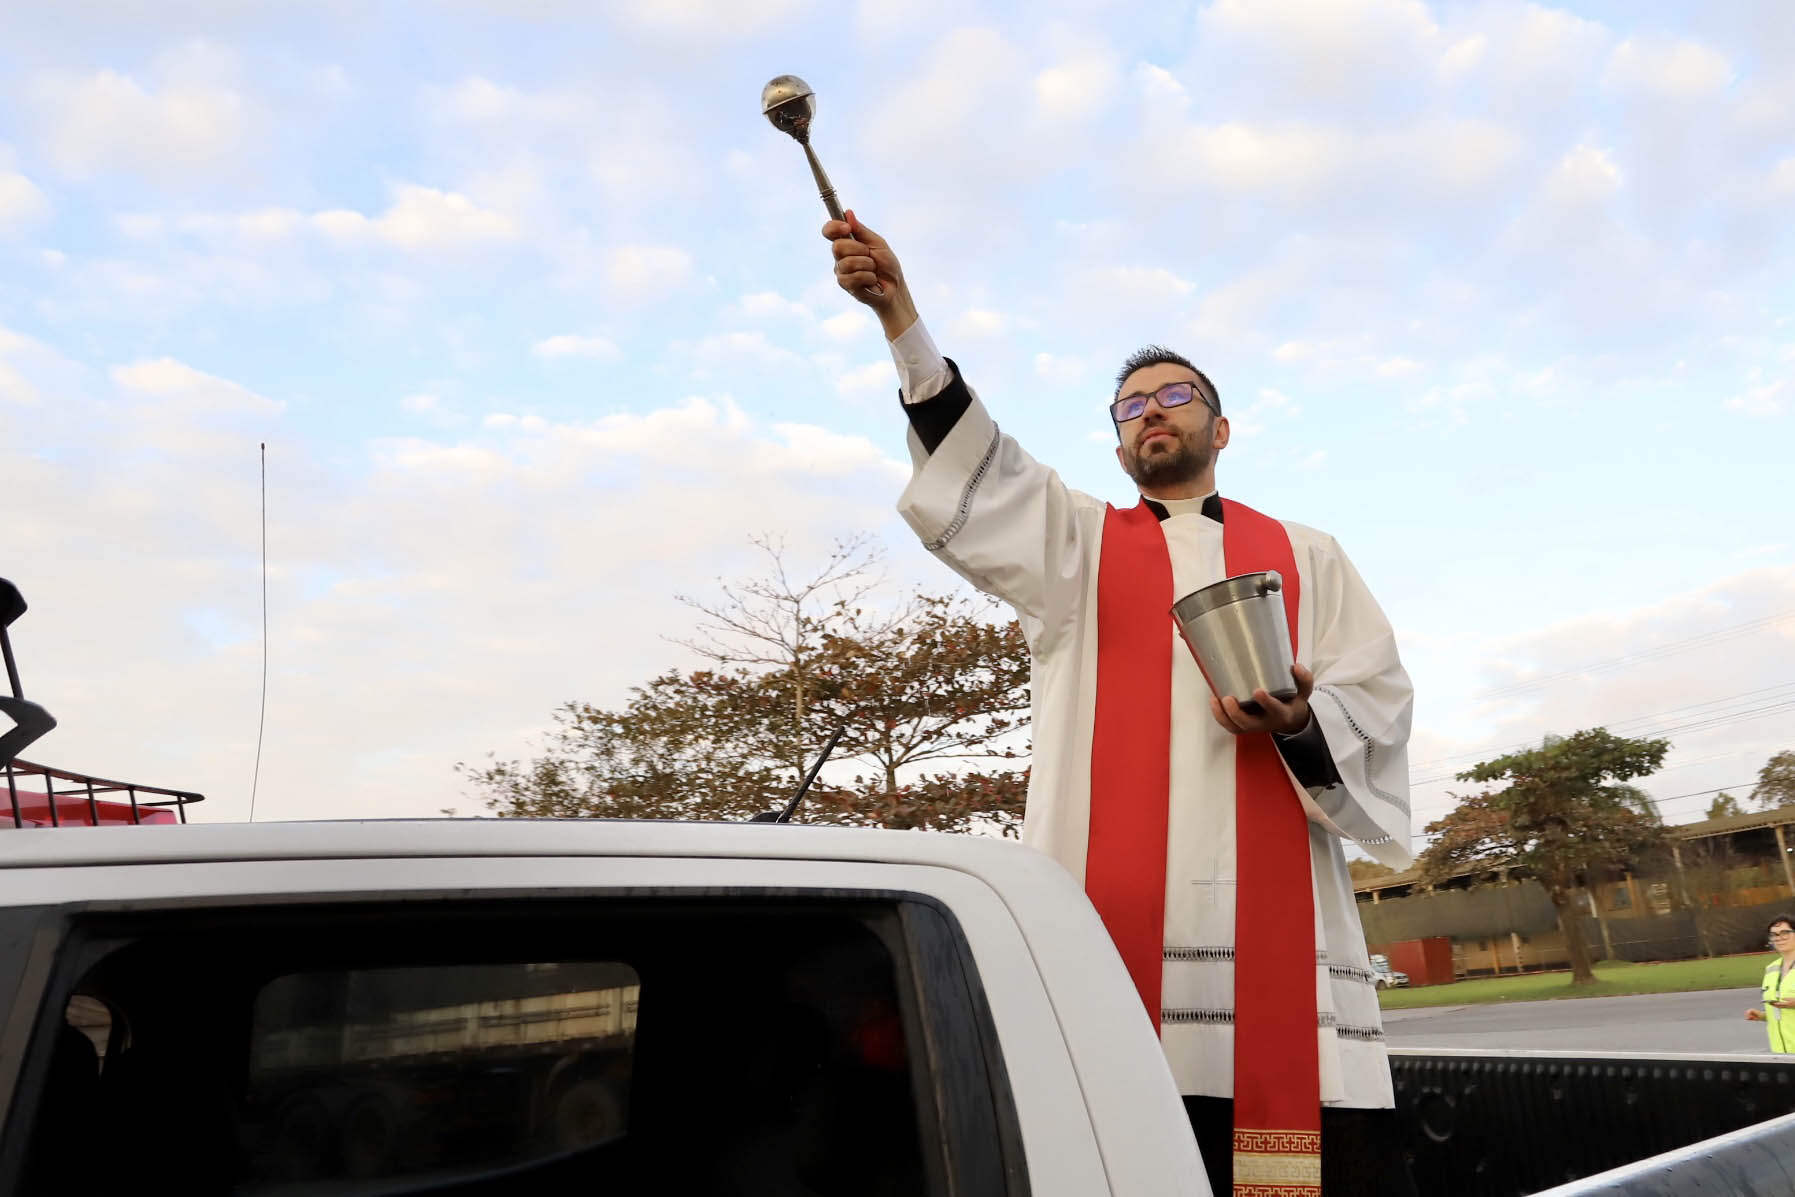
[
  {"xmin": 244, "ymin": 962, "xmax": 641, "ymax": 1186},
  {"xmin": 9, "ymin": 894, "xmax": 994, "ymax": 1196}
]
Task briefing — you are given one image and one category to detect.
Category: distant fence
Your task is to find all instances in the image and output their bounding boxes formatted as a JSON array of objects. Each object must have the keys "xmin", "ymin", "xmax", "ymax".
[
  {"xmin": 1362, "ymin": 881, "xmax": 1795, "ymax": 966},
  {"xmin": 1581, "ymin": 898, "xmax": 1795, "ymax": 964},
  {"xmin": 1359, "ymin": 881, "xmax": 1558, "ymax": 944}
]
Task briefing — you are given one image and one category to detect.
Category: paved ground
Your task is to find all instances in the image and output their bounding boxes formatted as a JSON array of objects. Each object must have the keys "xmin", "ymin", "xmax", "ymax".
[{"xmin": 1381, "ymin": 987, "xmax": 1778, "ymax": 1054}]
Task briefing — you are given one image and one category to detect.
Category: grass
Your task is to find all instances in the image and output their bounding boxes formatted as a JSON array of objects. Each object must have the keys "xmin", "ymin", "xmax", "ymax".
[{"xmin": 1377, "ymin": 954, "xmax": 1772, "ymax": 1010}]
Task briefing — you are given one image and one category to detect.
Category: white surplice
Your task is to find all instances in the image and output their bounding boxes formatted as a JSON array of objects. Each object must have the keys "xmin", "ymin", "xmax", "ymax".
[{"xmin": 890, "ymin": 323, "xmax": 1414, "ymax": 1108}]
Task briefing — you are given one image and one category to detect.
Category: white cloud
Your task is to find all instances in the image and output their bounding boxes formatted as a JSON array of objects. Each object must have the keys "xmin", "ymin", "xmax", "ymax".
[
  {"xmin": 0, "ymin": 360, "xmax": 38, "ymax": 406},
  {"xmin": 1034, "ymin": 41, "xmax": 1121, "ymax": 124},
  {"xmin": 0, "ymin": 326, "xmax": 56, "ymax": 405},
  {"xmin": 315, "ymin": 185, "xmax": 519, "ymax": 252},
  {"xmin": 1725, "ymin": 378, "xmax": 1789, "ymax": 417},
  {"xmin": 532, "ymin": 334, "xmax": 621, "ymax": 361},
  {"xmin": 1082, "ymin": 265, "xmax": 1197, "ymax": 307},
  {"xmin": 425, "ymin": 75, "xmax": 701, "ymax": 209},
  {"xmin": 0, "ymin": 168, "xmax": 50, "ymax": 234},
  {"xmin": 821, "ymin": 309, "xmax": 873, "ymax": 342},
  {"xmin": 866, "ymin": 28, "xmax": 1030, "ymax": 164},
  {"xmin": 114, "ymin": 212, "xmax": 164, "ymax": 239},
  {"xmin": 863, "ymin": 26, "xmax": 1122, "ymax": 196},
  {"xmin": 1604, "ymin": 36, "xmax": 1734, "ymax": 101},
  {"xmin": 734, "ymin": 291, "xmax": 813, "ymax": 323},
  {"xmin": 758, "ymin": 423, "xmax": 911, "ymax": 482},
  {"xmin": 1437, "ymin": 33, "xmax": 1487, "ymax": 84},
  {"xmin": 607, "ymin": 0, "xmax": 810, "ymax": 40},
  {"xmin": 835, "ymin": 361, "xmax": 892, "ymax": 398},
  {"xmin": 1433, "ymin": 3, "xmax": 1610, "ymax": 115},
  {"xmin": 110, "ymin": 357, "xmax": 284, "ymax": 415},
  {"xmin": 1140, "ymin": 118, "xmax": 1526, "ymax": 206},
  {"xmin": 1197, "ymin": 0, "xmax": 1442, "ymax": 104},
  {"xmin": 0, "ymin": 366, "xmax": 911, "ymax": 824},
  {"xmin": 949, "ymin": 308, "xmax": 1013, "ymax": 340},
  {"xmin": 1506, "ymin": 145, "xmax": 1625, "ymax": 251},
  {"xmin": 1136, "ymin": 62, "xmax": 1191, "ymax": 123},
  {"xmin": 856, "ymin": 0, "xmax": 955, "ymax": 38},
  {"xmin": 1225, "ymin": 387, "xmax": 1298, "ymax": 438},
  {"xmin": 1771, "ymin": 157, "xmax": 1795, "ymax": 199},
  {"xmin": 199, "ymin": 207, "xmax": 306, "ymax": 240},
  {"xmin": 1035, "ymin": 353, "xmax": 1086, "ymax": 384},
  {"xmin": 30, "ymin": 45, "xmax": 257, "ymax": 183},
  {"xmin": 685, "ymin": 330, "xmax": 800, "ymax": 368},
  {"xmin": 602, "ymin": 245, "xmax": 694, "ymax": 302},
  {"xmin": 400, "ymin": 393, "xmax": 442, "ymax": 413},
  {"xmin": 1549, "ymin": 143, "xmax": 1624, "ymax": 200},
  {"xmin": 438, "ymin": 75, "xmax": 594, "ymax": 126},
  {"xmin": 121, "ymin": 207, "xmax": 309, "ymax": 243},
  {"xmin": 138, "ymin": 189, "xmax": 520, "ymax": 255},
  {"xmin": 1411, "ymin": 566, "xmax": 1795, "ymax": 830},
  {"xmin": 1378, "ymin": 357, "xmax": 1425, "ymax": 379}
]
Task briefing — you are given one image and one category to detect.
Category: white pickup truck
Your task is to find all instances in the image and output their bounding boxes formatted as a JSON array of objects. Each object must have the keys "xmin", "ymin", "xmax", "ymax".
[{"xmin": 3, "ymin": 819, "xmax": 1795, "ymax": 1196}]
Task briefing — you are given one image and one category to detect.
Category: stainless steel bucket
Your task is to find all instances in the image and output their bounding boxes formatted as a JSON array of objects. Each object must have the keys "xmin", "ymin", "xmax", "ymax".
[{"xmin": 1171, "ymin": 571, "xmax": 1296, "ymax": 714}]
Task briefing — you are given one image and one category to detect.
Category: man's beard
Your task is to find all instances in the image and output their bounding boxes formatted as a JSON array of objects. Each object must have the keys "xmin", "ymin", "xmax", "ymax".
[{"xmin": 1123, "ymin": 419, "xmax": 1214, "ymax": 488}]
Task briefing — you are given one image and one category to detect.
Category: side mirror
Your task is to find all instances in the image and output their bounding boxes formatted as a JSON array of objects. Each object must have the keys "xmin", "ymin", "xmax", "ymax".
[
  {"xmin": 0, "ymin": 577, "xmax": 57, "ymax": 770},
  {"xmin": 0, "ymin": 696, "xmax": 57, "ymax": 770},
  {"xmin": 0, "ymin": 579, "xmax": 24, "ymax": 629}
]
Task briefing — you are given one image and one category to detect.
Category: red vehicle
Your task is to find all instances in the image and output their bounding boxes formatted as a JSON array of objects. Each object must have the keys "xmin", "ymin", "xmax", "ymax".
[
  {"xmin": 2, "ymin": 760, "xmax": 194, "ymax": 827},
  {"xmin": 1, "ymin": 577, "xmax": 202, "ymax": 829}
]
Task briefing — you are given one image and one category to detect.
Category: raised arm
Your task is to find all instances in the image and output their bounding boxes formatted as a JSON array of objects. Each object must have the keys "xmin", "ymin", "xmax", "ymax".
[{"xmin": 821, "ymin": 214, "xmax": 1098, "ymax": 632}]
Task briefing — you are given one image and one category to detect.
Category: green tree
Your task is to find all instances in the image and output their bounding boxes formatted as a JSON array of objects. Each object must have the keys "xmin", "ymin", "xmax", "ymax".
[
  {"xmin": 461, "ymin": 538, "xmax": 1033, "ymax": 834},
  {"xmin": 1347, "ymin": 859, "xmax": 1398, "ymax": 884},
  {"xmin": 1751, "ymin": 751, "xmax": 1795, "ymax": 810},
  {"xmin": 1706, "ymin": 791, "xmax": 1745, "ymax": 820},
  {"xmin": 673, "ymin": 533, "xmax": 890, "ymax": 780},
  {"xmin": 806, "ymin": 591, "xmax": 1032, "ymax": 796},
  {"xmin": 812, "ymin": 767, "xmax": 1030, "ymax": 836},
  {"xmin": 1416, "ymin": 729, "xmax": 1671, "ymax": 985},
  {"xmin": 458, "ymin": 669, "xmax": 789, "ymax": 823}
]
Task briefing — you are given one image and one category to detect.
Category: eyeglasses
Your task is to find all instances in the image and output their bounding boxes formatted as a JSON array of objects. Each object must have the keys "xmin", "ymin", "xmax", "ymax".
[
  {"xmin": 1110, "ymin": 380, "xmax": 1218, "ymax": 424},
  {"xmin": 1772, "ymin": 930, "xmax": 1795, "ymax": 940}
]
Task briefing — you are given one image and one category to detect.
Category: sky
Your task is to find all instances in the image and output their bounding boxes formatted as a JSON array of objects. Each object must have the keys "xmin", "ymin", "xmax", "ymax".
[{"xmin": 0, "ymin": 0, "xmax": 1790, "ymax": 851}]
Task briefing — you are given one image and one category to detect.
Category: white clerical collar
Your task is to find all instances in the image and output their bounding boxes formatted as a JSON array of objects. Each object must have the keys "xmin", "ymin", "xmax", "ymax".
[{"xmin": 1144, "ymin": 491, "xmax": 1222, "ymax": 522}]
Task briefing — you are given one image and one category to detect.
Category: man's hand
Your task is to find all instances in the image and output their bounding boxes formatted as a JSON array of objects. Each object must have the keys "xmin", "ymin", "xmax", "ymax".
[
  {"xmin": 1748, "ymin": 1008, "xmax": 1767, "ymax": 1021},
  {"xmin": 822, "ymin": 211, "xmax": 917, "ymax": 338},
  {"xmin": 1210, "ymin": 664, "xmax": 1315, "ymax": 738}
]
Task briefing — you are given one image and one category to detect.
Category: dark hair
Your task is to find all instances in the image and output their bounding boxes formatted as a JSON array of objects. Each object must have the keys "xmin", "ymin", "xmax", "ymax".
[
  {"xmin": 1769, "ymin": 915, "xmax": 1795, "ymax": 935},
  {"xmin": 1113, "ymin": 345, "xmax": 1221, "ymax": 413}
]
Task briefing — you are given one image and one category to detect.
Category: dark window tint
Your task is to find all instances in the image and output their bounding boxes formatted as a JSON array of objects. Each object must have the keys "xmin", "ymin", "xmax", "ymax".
[
  {"xmin": 244, "ymin": 962, "xmax": 639, "ymax": 1186},
  {"xmin": 12, "ymin": 897, "xmax": 969, "ymax": 1196}
]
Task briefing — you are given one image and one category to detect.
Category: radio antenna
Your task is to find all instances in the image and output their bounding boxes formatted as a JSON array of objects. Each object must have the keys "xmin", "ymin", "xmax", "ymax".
[
  {"xmin": 751, "ymin": 724, "xmax": 847, "ymax": 824},
  {"xmin": 248, "ymin": 442, "xmax": 268, "ymax": 822}
]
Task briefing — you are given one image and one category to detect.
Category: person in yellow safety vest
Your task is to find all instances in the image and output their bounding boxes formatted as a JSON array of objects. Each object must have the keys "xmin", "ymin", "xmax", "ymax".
[{"xmin": 1745, "ymin": 914, "xmax": 1795, "ymax": 1052}]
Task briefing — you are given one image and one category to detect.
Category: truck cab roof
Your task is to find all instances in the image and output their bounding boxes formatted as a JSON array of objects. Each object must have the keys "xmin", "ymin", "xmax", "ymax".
[{"xmin": 0, "ymin": 816, "xmax": 1060, "ymax": 878}]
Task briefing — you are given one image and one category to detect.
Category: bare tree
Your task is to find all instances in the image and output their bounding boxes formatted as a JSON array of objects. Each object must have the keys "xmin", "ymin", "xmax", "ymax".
[{"xmin": 673, "ymin": 533, "xmax": 912, "ymax": 777}]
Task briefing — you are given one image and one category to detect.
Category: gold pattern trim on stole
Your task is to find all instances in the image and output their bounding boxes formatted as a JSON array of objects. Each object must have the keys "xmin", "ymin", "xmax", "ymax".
[{"xmin": 1233, "ymin": 1128, "xmax": 1321, "ymax": 1197}]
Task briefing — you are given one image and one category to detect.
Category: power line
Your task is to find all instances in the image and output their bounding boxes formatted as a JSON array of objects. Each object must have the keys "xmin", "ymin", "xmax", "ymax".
[
  {"xmin": 1407, "ymin": 782, "xmax": 1766, "ymax": 843},
  {"xmin": 1474, "ymin": 609, "xmax": 1795, "ymax": 701},
  {"xmin": 1410, "ymin": 681, "xmax": 1795, "ymax": 776},
  {"xmin": 1410, "ymin": 695, "xmax": 1795, "ymax": 786}
]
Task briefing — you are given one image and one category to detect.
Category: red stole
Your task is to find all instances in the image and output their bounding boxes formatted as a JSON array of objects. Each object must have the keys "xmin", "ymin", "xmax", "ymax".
[{"xmin": 1084, "ymin": 498, "xmax": 1321, "ymax": 1196}]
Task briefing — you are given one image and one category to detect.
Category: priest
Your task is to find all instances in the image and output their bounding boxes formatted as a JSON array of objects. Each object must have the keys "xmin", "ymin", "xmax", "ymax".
[{"xmin": 823, "ymin": 213, "xmax": 1417, "ymax": 1197}]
